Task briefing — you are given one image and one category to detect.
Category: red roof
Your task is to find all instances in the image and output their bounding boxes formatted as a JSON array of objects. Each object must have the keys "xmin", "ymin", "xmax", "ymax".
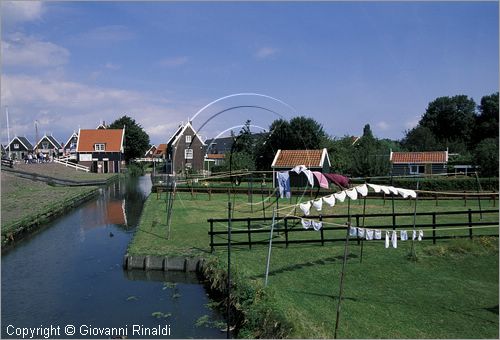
[
  {"xmin": 271, "ymin": 149, "xmax": 329, "ymax": 168},
  {"xmin": 154, "ymin": 143, "xmax": 167, "ymax": 155},
  {"xmin": 391, "ymin": 151, "xmax": 448, "ymax": 164},
  {"xmin": 206, "ymin": 153, "xmax": 225, "ymax": 159},
  {"xmin": 77, "ymin": 129, "xmax": 124, "ymax": 152}
]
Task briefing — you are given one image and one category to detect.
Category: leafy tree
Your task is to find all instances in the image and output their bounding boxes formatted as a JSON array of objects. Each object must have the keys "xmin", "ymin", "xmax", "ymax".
[
  {"xmin": 419, "ymin": 95, "xmax": 476, "ymax": 149},
  {"xmin": 473, "ymin": 138, "xmax": 499, "ymax": 177},
  {"xmin": 109, "ymin": 115, "xmax": 150, "ymax": 163},
  {"xmin": 325, "ymin": 135, "xmax": 355, "ymax": 174},
  {"xmin": 351, "ymin": 124, "xmax": 391, "ymax": 177},
  {"xmin": 473, "ymin": 92, "xmax": 499, "ymax": 144},
  {"xmin": 401, "ymin": 126, "xmax": 440, "ymax": 151}
]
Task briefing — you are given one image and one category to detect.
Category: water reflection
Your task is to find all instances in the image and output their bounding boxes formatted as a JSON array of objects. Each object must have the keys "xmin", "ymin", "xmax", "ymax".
[{"xmin": 2, "ymin": 176, "xmax": 223, "ymax": 338}]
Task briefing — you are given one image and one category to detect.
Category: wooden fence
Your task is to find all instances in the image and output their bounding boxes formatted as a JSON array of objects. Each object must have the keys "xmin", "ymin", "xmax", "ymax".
[{"xmin": 208, "ymin": 209, "xmax": 499, "ymax": 251}]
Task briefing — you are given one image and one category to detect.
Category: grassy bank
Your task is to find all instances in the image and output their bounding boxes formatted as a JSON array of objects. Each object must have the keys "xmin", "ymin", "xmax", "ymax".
[
  {"xmin": 13, "ymin": 163, "xmax": 115, "ymax": 182},
  {"xmin": 1, "ymin": 172, "xmax": 98, "ymax": 247},
  {"xmin": 129, "ymin": 192, "xmax": 499, "ymax": 338}
]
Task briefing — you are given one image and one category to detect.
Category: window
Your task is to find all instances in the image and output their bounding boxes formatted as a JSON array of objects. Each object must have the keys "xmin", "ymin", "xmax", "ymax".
[
  {"xmin": 94, "ymin": 143, "xmax": 106, "ymax": 151},
  {"xmin": 184, "ymin": 148, "xmax": 193, "ymax": 159},
  {"xmin": 185, "ymin": 135, "xmax": 192, "ymax": 143},
  {"xmin": 410, "ymin": 165, "xmax": 425, "ymax": 174},
  {"xmin": 13, "ymin": 144, "xmax": 19, "ymax": 149},
  {"xmin": 42, "ymin": 142, "xmax": 49, "ymax": 149}
]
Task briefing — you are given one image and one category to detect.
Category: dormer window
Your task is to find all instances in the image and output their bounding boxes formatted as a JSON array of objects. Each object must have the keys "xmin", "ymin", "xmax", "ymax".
[
  {"xmin": 13, "ymin": 144, "xmax": 19, "ymax": 149},
  {"xmin": 185, "ymin": 135, "xmax": 192, "ymax": 143},
  {"xmin": 94, "ymin": 143, "xmax": 105, "ymax": 151}
]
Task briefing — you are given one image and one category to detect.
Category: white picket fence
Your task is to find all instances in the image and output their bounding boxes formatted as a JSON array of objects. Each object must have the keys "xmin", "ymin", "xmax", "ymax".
[{"xmin": 53, "ymin": 157, "xmax": 90, "ymax": 172}]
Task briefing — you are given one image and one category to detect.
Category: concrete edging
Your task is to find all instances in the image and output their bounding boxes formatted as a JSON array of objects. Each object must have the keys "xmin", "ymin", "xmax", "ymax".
[{"xmin": 123, "ymin": 254, "xmax": 205, "ymax": 273}]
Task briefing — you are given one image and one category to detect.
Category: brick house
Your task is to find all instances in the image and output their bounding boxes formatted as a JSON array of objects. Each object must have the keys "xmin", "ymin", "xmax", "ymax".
[
  {"xmin": 76, "ymin": 128, "xmax": 125, "ymax": 173},
  {"xmin": 390, "ymin": 150, "xmax": 448, "ymax": 176}
]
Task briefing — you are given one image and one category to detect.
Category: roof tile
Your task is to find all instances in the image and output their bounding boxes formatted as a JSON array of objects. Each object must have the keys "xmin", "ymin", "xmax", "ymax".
[
  {"xmin": 273, "ymin": 149, "xmax": 324, "ymax": 168},
  {"xmin": 77, "ymin": 129, "xmax": 124, "ymax": 152},
  {"xmin": 391, "ymin": 151, "xmax": 447, "ymax": 164}
]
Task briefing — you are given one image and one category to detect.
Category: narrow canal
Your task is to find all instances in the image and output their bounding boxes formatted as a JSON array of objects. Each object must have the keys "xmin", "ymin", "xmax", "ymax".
[{"xmin": 2, "ymin": 176, "xmax": 223, "ymax": 338}]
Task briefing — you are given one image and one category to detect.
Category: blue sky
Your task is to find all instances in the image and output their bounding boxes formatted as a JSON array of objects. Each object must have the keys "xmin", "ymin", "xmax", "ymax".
[{"xmin": 1, "ymin": 1, "xmax": 498, "ymax": 146}]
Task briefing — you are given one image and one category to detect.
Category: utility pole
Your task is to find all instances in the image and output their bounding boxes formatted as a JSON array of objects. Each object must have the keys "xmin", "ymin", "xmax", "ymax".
[{"xmin": 6, "ymin": 106, "xmax": 11, "ymax": 159}]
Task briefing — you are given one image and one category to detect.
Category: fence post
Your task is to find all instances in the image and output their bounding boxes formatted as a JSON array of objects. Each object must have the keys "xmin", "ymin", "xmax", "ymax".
[
  {"xmin": 284, "ymin": 218, "xmax": 289, "ymax": 248},
  {"xmin": 355, "ymin": 215, "xmax": 360, "ymax": 245},
  {"xmin": 468, "ymin": 209, "xmax": 473, "ymax": 239},
  {"xmin": 463, "ymin": 191, "xmax": 467, "ymax": 207},
  {"xmin": 435, "ymin": 194, "xmax": 438, "ymax": 206},
  {"xmin": 432, "ymin": 212, "xmax": 436, "ymax": 244},
  {"xmin": 247, "ymin": 218, "xmax": 252, "ymax": 250},
  {"xmin": 320, "ymin": 215, "xmax": 324, "ymax": 246},
  {"xmin": 209, "ymin": 220, "xmax": 214, "ymax": 253}
]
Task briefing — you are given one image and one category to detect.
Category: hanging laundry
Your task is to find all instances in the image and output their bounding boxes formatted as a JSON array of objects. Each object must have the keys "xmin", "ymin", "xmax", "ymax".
[
  {"xmin": 365, "ymin": 229, "xmax": 374, "ymax": 240},
  {"xmin": 312, "ymin": 221, "xmax": 323, "ymax": 231},
  {"xmin": 391, "ymin": 230, "xmax": 398, "ymax": 248},
  {"xmin": 301, "ymin": 218, "xmax": 312, "ymax": 230},
  {"xmin": 292, "ymin": 165, "xmax": 307, "ymax": 174},
  {"xmin": 380, "ymin": 186, "xmax": 391, "ymax": 195},
  {"xmin": 357, "ymin": 228, "xmax": 365, "ymax": 238},
  {"xmin": 323, "ymin": 194, "xmax": 336, "ymax": 207},
  {"xmin": 276, "ymin": 171, "xmax": 291, "ymax": 199},
  {"xmin": 397, "ymin": 188, "xmax": 411, "ymax": 199},
  {"xmin": 412, "ymin": 229, "xmax": 417, "ymax": 241},
  {"xmin": 400, "ymin": 230, "xmax": 408, "ymax": 241},
  {"xmin": 349, "ymin": 226, "xmax": 357, "ymax": 237},
  {"xmin": 418, "ymin": 230, "xmax": 423, "ymax": 241},
  {"xmin": 302, "ymin": 170, "xmax": 315, "ymax": 187},
  {"xmin": 388, "ymin": 186, "xmax": 399, "ymax": 195},
  {"xmin": 345, "ymin": 188, "xmax": 358, "ymax": 200},
  {"xmin": 312, "ymin": 171, "xmax": 329, "ymax": 189},
  {"xmin": 356, "ymin": 184, "xmax": 368, "ymax": 197},
  {"xmin": 299, "ymin": 201, "xmax": 311, "ymax": 216},
  {"xmin": 312, "ymin": 198, "xmax": 323, "ymax": 211},
  {"xmin": 407, "ymin": 190, "xmax": 417, "ymax": 199},
  {"xmin": 368, "ymin": 183, "xmax": 383, "ymax": 193},
  {"xmin": 334, "ymin": 190, "xmax": 347, "ymax": 202},
  {"xmin": 374, "ymin": 229, "xmax": 382, "ymax": 240},
  {"xmin": 385, "ymin": 231, "xmax": 390, "ymax": 248},
  {"xmin": 324, "ymin": 173, "xmax": 350, "ymax": 189}
]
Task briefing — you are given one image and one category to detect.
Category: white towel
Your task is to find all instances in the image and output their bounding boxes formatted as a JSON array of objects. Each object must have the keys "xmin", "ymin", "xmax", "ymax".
[
  {"xmin": 365, "ymin": 229, "xmax": 374, "ymax": 240},
  {"xmin": 292, "ymin": 165, "xmax": 307, "ymax": 174},
  {"xmin": 312, "ymin": 198, "xmax": 323, "ymax": 212},
  {"xmin": 418, "ymin": 230, "xmax": 423, "ymax": 241},
  {"xmin": 357, "ymin": 227, "xmax": 365, "ymax": 238},
  {"xmin": 391, "ymin": 230, "xmax": 398, "ymax": 248},
  {"xmin": 400, "ymin": 230, "xmax": 408, "ymax": 241},
  {"xmin": 334, "ymin": 191, "xmax": 347, "ymax": 202},
  {"xmin": 412, "ymin": 229, "xmax": 417, "ymax": 241},
  {"xmin": 349, "ymin": 226, "xmax": 357, "ymax": 237},
  {"xmin": 302, "ymin": 170, "xmax": 315, "ymax": 187},
  {"xmin": 380, "ymin": 186, "xmax": 391, "ymax": 195},
  {"xmin": 374, "ymin": 229, "xmax": 382, "ymax": 240},
  {"xmin": 388, "ymin": 186, "xmax": 399, "ymax": 195},
  {"xmin": 385, "ymin": 231, "xmax": 390, "ymax": 248},
  {"xmin": 323, "ymin": 195, "xmax": 336, "ymax": 207},
  {"xmin": 356, "ymin": 184, "xmax": 368, "ymax": 197},
  {"xmin": 299, "ymin": 201, "xmax": 311, "ymax": 216},
  {"xmin": 368, "ymin": 183, "xmax": 383, "ymax": 193},
  {"xmin": 312, "ymin": 221, "xmax": 322, "ymax": 231},
  {"xmin": 345, "ymin": 188, "xmax": 358, "ymax": 200},
  {"xmin": 301, "ymin": 218, "xmax": 311, "ymax": 230},
  {"xmin": 397, "ymin": 188, "xmax": 410, "ymax": 199}
]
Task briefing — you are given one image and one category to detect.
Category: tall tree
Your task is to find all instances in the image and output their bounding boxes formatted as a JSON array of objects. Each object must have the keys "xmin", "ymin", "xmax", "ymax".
[
  {"xmin": 419, "ymin": 95, "xmax": 476, "ymax": 149},
  {"xmin": 473, "ymin": 138, "xmax": 499, "ymax": 177},
  {"xmin": 351, "ymin": 124, "xmax": 390, "ymax": 177},
  {"xmin": 109, "ymin": 115, "xmax": 150, "ymax": 163},
  {"xmin": 401, "ymin": 126, "xmax": 440, "ymax": 151},
  {"xmin": 473, "ymin": 92, "xmax": 499, "ymax": 144}
]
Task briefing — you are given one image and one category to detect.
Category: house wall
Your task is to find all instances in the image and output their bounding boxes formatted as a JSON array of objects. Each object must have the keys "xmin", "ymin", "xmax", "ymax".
[
  {"xmin": 78, "ymin": 152, "xmax": 123, "ymax": 173},
  {"xmin": 391, "ymin": 163, "xmax": 447, "ymax": 176},
  {"xmin": 8, "ymin": 139, "xmax": 31, "ymax": 160},
  {"xmin": 171, "ymin": 125, "xmax": 204, "ymax": 174}
]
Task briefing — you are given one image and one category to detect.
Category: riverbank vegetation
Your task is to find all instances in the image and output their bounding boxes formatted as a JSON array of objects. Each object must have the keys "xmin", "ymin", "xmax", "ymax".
[{"xmin": 128, "ymin": 192, "xmax": 499, "ymax": 338}]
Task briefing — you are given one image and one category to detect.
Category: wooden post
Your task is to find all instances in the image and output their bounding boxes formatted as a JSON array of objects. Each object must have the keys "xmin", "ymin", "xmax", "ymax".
[
  {"xmin": 468, "ymin": 209, "xmax": 473, "ymax": 239},
  {"xmin": 247, "ymin": 218, "xmax": 252, "ymax": 250},
  {"xmin": 284, "ymin": 218, "xmax": 289, "ymax": 248},
  {"xmin": 464, "ymin": 191, "xmax": 467, "ymax": 207},
  {"xmin": 360, "ymin": 194, "xmax": 367, "ymax": 264},
  {"xmin": 334, "ymin": 222, "xmax": 352, "ymax": 339},
  {"xmin": 355, "ymin": 215, "xmax": 360, "ymax": 246},
  {"xmin": 227, "ymin": 201, "xmax": 232, "ymax": 339},
  {"xmin": 475, "ymin": 172, "xmax": 483, "ymax": 220},
  {"xmin": 410, "ymin": 181, "xmax": 419, "ymax": 259},
  {"xmin": 210, "ymin": 220, "xmax": 214, "ymax": 253},
  {"xmin": 432, "ymin": 212, "xmax": 436, "ymax": 245},
  {"xmin": 320, "ymin": 215, "xmax": 324, "ymax": 246}
]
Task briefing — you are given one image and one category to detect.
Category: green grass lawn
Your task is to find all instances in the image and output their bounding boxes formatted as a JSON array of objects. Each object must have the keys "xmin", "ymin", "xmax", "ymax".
[
  {"xmin": 14, "ymin": 163, "xmax": 115, "ymax": 182},
  {"xmin": 1, "ymin": 172, "xmax": 97, "ymax": 234},
  {"xmin": 129, "ymin": 191, "xmax": 499, "ymax": 338}
]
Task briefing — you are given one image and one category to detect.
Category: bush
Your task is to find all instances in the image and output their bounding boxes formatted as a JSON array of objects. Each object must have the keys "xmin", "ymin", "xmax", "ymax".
[
  {"xmin": 127, "ymin": 162, "xmax": 145, "ymax": 176},
  {"xmin": 354, "ymin": 177, "xmax": 499, "ymax": 192}
]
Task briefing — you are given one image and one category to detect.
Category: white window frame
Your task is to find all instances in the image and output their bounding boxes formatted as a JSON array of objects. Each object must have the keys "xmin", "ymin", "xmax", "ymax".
[
  {"xmin": 409, "ymin": 164, "xmax": 425, "ymax": 174},
  {"xmin": 185, "ymin": 135, "xmax": 192, "ymax": 143},
  {"xmin": 94, "ymin": 143, "xmax": 106, "ymax": 152},
  {"xmin": 184, "ymin": 148, "xmax": 193, "ymax": 160},
  {"xmin": 13, "ymin": 144, "xmax": 19, "ymax": 149}
]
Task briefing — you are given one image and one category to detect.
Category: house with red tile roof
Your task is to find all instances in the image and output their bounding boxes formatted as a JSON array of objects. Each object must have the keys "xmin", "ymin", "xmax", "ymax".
[
  {"xmin": 271, "ymin": 148, "xmax": 331, "ymax": 187},
  {"xmin": 390, "ymin": 150, "xmax": 448, "ymax": 176},
  {"xmin": 76, "ymin": 128, "xmax": 125, "ymax": 173}
]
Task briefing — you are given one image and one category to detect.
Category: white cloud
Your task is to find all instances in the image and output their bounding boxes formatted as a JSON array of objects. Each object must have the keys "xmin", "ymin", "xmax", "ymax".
[
  {"xmin": 255, "ymin": 47, "xmax": 279, "ymax": 60},
  {"xmin": 158, "ymin": 56, "xmax": 189, "ymax": 67},
  {"xmin": 376, "ymin": 121, "xmax": 390, "ymax": 130},
  {"xmin": 77, "ymin": 25, "xmax": 135, "ymax": 43},
  {"xmin": 2, "ymin": 33, "xmax": 70, "ymax": 68},
  {"xmin": 1, "ymin": 1, "xmax": 43, "ymax": 25},
  {"xmin": 1, "ymin": 74, "xmax": 189, "ymax": 144}
]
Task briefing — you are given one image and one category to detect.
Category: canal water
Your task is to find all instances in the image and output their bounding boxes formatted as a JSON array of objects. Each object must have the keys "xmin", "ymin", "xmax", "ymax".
[{"xmin": 1, "ymin": 176, "xmax": 224, "ymax": 339}]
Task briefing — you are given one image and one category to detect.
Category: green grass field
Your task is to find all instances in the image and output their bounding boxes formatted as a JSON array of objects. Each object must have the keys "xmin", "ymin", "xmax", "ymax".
[{"xmin": 129, "ymin": 191, "xmax": 499, "ymax": 338}]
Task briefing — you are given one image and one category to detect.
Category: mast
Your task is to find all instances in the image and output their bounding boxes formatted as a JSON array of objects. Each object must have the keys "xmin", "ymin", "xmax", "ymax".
[{"xmin": 6, "ymin": 106, "xmax": 11, "ymax": 159}]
